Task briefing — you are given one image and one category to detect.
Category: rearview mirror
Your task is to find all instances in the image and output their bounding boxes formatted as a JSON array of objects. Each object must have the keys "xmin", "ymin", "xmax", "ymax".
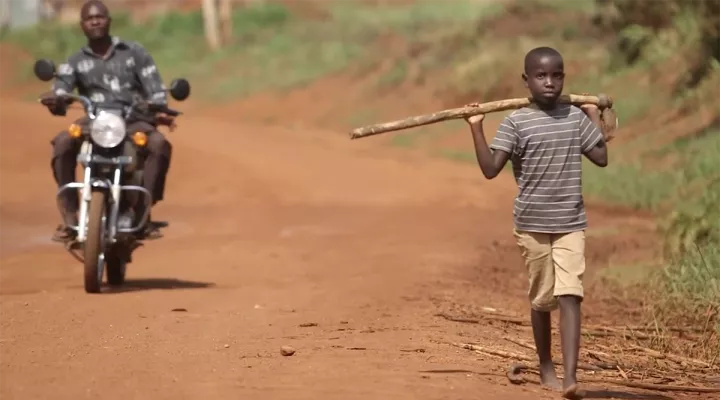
[
  {"xmin": 169, "ymin": 79, "xmax": 190, "ymax": 101},
  {"xmin": 33, "ymin": 59, "xmax": 56, "ymax": 82}
]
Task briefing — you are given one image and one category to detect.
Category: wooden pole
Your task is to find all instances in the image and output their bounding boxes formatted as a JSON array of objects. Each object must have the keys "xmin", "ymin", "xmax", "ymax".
[
  {"xmin": 218, "ymin": 0, "xmax": 232, "ymax": 45},
  {"xmin": 202, "ymin": 0, "xmax": 221, "ymax": 50},
  {"xmin": 0, "ymin": 0, "xmax": 11, "ymax": 32}
]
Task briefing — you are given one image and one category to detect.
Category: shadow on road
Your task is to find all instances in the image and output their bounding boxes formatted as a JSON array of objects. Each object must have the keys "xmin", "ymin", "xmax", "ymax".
[{"xmin": 104, "ymin": 278, "xmax": 215, "ymax": 293}]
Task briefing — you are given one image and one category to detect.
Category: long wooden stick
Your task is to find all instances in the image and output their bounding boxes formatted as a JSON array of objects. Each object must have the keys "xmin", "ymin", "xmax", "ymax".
[{"xmin": 349, "ymin": 93, "xmax": 613, "ymax": 139}]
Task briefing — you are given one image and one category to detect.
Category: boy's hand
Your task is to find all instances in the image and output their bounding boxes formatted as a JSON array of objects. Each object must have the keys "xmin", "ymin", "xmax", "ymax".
[
  {"xmin": 464, "ymin": 102, "xmax": 485, "ymax": 125},
  {"xmin": 579, "ymin": 93, "xmax": 600, "ymax": 117},
  {"xmin": 580, "ymin": 103, "xmax": 599, "ymax": 115}
]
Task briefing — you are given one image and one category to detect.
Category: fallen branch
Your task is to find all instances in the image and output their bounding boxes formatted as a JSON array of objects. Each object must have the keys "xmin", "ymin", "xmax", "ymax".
[
  {"xmin": 435, "ymin": 312, "xmax": 528, "ymax": 326},
  {"xmin": 593, "ymin": 377, "xmax": 720, "ymax": 393},
  {"xmin": 606, "ymin": 325, "xmax": 708, "ymax": 334},
  {"xmin": 504, "ymin": 337, "xmax": 535, "ymax": 351},
  {"xmin": 508, "ymin": 363, "xmax": 720, "ymax": 393},
  {"xmin": 450, "ymin": 341, "xmax": 533, "ymax": 362},
  {"xmin": 437, "ymin": 313, "xmax": 669, "ymax": 339},
  {"xmin": 617, "ymin": 365, "xmax": 630, "ymax": 380},
  {"xmin": 418, "ymin": 369, "xmax": 476, "ymax": 374},
  {"xmin": 438, "ymin": 313, "xmax": 714, "ymax": 369},
  {"xmin": 449, "ymin": 342, "xmax": 607, "ymax": 371},
  {"xmin": 434, "ymin": 313, "xmax": 480, "ymax": 324},
  {"xmin": 585, "ymin": 349, "xmax": 615, "ymax": 363},
  {"xmin": 629, "ymin": 345, "xmax": 712, "ymax": 368},
  {"xmin": 583, "ymin": 328, "xmax": 652, "ymax": 340}
]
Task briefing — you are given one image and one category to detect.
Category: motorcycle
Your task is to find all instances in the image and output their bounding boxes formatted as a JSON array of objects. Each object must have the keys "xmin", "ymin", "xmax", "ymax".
[{"xmin": 33, "ymin": 58, "xmax": 191, "ymax": 294}]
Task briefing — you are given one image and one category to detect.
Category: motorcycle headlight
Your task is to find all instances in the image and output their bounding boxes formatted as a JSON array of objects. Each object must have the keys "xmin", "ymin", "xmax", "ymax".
[{"xmin": 90, "ymin": 110, "xmax": 126, "ymax": 148}]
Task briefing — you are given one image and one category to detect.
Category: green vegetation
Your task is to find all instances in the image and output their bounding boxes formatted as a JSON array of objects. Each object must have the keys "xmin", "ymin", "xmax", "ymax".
[
  {"xmin": 1, "ymin": 0, "xmax": 501, "ymax": 99},
  {"xmin": 591, "ymin": 0, "xmax": 720, "ymax": 350}
]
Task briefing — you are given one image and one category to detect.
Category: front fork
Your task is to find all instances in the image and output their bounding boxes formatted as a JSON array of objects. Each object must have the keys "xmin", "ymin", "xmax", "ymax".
[
  {"xmin": 75, "ymin": 169, "xmax": 122, "ymax": 243},
  {"xmin": 68, "ymin": 142, "xmax": 123, "ymax": 244},
  {"xmin": 108, "ymin": 168, "xmax": 122, "ymax": 240},
  {"xmin": 75, "ymin": 142, "xmax": 94, "ymax": 243},
  {"xmin": 76, "ymin": 162, "xmax": 93, "ymax": 243},
  {"xmin": 59, "ymin": 141, "xmax": 154, "ymax": 244}
]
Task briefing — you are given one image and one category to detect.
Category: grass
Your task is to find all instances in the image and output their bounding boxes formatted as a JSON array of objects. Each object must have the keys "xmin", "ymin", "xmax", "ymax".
[
  {"xmin": 648, "ymin": 239, "xmax": 720, "ymax": 360},
  {"xmin": 389, "ymin": 134, "xmax": 417, "ymax": 149},
  {"xmin": 434, "ymin": 149, "xmax": 477, "ymax": 164},
  {"xmin": 598, "ymin": 261, "xmax": 659, "ymax": 288},
  {"xmin": 1, "ymin": 0, "xmax": 503, "ymax": 100},
  {"xmin": 532, "ymin": 0, "xmax": 598, "ymax": 13},
  {"xmin": 328, "ymin": 0, "xmax": 505, "ymax": 38},
  {"xmin": 663, "ymin": 245, "xmax": 720, "ymax": 307},
  {"xmin": 582, "ymin": 159, "xmax": 679, "ymax": 211},
  {"xmin": 1, "ymin": 5, "xmax": 292, "ymax": 92},
  {"xmin": 582, "ymin": 0, "xmax": 720, "ymax": 356}
]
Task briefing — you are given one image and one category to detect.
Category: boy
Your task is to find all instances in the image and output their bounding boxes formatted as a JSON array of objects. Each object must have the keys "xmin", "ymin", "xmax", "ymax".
[{"xmin": 464, "ymin": 47, "xmax": 608, "ymax": 400}]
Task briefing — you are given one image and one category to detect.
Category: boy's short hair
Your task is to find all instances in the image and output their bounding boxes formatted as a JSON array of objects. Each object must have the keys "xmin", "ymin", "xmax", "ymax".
[{"xmin": 524, "ymin": 47, "xmax": 563, "ymax": 73}]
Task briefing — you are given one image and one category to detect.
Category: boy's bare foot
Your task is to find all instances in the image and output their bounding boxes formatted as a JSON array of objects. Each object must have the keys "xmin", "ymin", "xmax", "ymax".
[
  {"xmin": 539, "ymin": 362, "xmax": 562, "ymax": 390},
  {"xmin": 562, "ymin": 383, "xmax": 586, "ymax": 400},
  {"xmin": 530, "ymin": 310, "xmax": 561, "ymax": 390},
  {"xmin": 558, "ymin": 296, "xmax": 583, "ymax": 396}
]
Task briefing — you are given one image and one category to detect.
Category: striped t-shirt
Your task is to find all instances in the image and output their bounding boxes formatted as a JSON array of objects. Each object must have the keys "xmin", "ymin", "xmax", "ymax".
[{"xmin": 490, "ymin": 104, "xmax": 603, "ymax": 233}]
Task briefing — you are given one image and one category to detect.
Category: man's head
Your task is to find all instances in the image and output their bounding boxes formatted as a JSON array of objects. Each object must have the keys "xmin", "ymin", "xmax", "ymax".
[
  {"xmin": 522, "ymin": 47, "xmax": 564, "ymax": 106},
  {"xmin": 80, "ymin": 0, "xmax": 111, "ymax": 41}
]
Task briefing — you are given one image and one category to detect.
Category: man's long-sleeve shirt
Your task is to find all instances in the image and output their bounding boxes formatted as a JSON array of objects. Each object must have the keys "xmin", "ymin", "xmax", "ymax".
[{"xmin": 52, "ymin": 36, "xmax": 168, "ymax": 109}]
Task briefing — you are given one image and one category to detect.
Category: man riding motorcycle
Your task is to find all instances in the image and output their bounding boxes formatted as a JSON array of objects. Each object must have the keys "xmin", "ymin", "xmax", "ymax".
[{"xmin": 43, "ymin": 0, "xmax": 174, "ymax": 242}]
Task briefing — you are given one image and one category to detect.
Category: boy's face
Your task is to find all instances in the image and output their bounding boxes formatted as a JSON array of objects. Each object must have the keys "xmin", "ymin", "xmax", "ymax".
[{"xmin": 523, "ymin": 55, "xmax": 565, "ymax": 106}]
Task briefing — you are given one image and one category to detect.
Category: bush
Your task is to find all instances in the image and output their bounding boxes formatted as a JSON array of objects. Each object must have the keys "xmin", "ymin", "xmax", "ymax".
[{"xmin": 597, "ymin": 0, "xmax": 720, "ymax": 90}]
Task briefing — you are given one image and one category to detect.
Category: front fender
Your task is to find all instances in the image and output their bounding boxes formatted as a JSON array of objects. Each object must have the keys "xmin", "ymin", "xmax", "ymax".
[{"xmin": 122, "ymin": 139, "xmax": 141, "ymax": 172}]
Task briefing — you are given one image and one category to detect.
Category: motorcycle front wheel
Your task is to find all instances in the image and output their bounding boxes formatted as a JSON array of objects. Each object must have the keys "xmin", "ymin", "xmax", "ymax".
[
  {"xmin": 84, "ymin": 190, "xmax": 106, "ymax": 294},
  {"xmin": 106, "ymin": 248, "xmax": 127, "ymax": 286}
]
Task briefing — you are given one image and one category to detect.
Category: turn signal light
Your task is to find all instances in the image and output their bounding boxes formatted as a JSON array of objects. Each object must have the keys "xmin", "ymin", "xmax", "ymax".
[
  {"xmin": 132, "ymin": 132, "xmax": 148, "ymax": 147},
  {"xmin": 68, "ymin": 124, "xmax": 82, "ymax": 138}
]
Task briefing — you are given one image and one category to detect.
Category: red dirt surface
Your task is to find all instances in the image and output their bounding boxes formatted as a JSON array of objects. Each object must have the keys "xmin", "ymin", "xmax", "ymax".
[{"xmin": 0, "ymin": 35, "xmax": 688, "ymax": 400}]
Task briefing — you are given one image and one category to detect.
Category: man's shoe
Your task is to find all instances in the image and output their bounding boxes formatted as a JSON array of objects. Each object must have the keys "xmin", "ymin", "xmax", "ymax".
[
  {"xmin": 117, "ymin": 209, "xmax": 135, "ymax": 231},
  {"xmin": 141, "ymin": 212, "xmax": 163, "ymax": 240},
  {"xmin": 52, "ymin": 212, "xmax": 78, "ymax": 243},
  {"xmin": 52, "ymin": 224, "xmax": 77, "ymax": 243}
]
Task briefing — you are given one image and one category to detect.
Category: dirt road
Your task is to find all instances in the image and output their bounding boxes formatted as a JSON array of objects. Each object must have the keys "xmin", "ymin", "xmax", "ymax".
[{"xmin": 0, "ymin": 93, "xmax": 660, "ymax": 400}]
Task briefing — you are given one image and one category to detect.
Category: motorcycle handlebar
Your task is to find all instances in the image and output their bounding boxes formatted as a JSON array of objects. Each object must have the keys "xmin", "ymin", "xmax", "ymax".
[
  {"xmin": 43, "ymin": 93, "xmax": 182, "ymax": 118},
  {"xmin": 60, "ymin": 93, "xmax": 93, "ymax": 109},
  {"xmin": 147, "ymin": 103, "xmax": 181, "ymax": 117}
]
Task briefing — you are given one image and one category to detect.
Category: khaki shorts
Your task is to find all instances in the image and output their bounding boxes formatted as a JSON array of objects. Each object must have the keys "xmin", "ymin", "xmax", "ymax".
[{"xmin": 513, "ymin": 229, "xmax": 586, "ymax": 312}]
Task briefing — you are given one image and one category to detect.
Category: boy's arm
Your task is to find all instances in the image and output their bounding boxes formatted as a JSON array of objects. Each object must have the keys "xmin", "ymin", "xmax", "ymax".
[
  {"xmin": 579, "ymin": 105, "xmax": 608, "ymax": 167},
  {"xmin": 466, "ymin": 113, "xmax": 514, "ymax": 179}
]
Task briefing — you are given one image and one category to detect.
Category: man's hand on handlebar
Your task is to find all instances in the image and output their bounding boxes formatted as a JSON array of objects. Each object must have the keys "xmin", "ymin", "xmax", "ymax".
[
  {"xmin": 155, "ymin": 112, "xmax": 177, "ymax": 131},
  {"xmin": 39, "ymin": 94, "xmax": 70, "ymax": 117}
]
